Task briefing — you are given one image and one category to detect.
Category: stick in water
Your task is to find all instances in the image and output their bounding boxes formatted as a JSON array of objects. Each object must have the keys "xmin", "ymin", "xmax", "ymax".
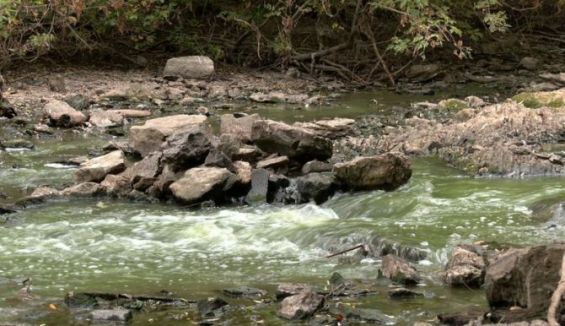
[{"xmin": 326, "ymin": 244, "xmax": 366, "ymax": 259}]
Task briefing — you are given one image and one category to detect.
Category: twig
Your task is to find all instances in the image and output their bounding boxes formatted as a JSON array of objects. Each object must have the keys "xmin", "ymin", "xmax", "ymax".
[
  {"xmin": 548, "ymin": 251, "xmax": 565, "ymax": 326},
  {"xmin": 326, "ymin": 244, "xmax": 365, "ymax": 258}
]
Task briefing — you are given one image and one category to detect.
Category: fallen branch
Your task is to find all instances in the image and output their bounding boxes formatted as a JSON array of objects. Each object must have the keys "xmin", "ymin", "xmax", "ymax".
[
  {"xmin": 548, "ymin": 251, "xmax": 565, "ymax": 326},
  {"xmin": 326, "ymin": 244, "xmax": 366, "ymax": 258}
]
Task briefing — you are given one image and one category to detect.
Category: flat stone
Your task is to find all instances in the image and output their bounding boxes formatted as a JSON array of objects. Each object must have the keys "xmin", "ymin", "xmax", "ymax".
[
  {"xmin": 256, "ymin": 155, "xmax": 289, "ymax": 171},
  {"xmin": 129, "ymin": 114, "xmax": 208, "ymax": 157},
  {"xmin": 75, "ymin": 151, "xmax": 125, "ymax": 183},
  {"xmin": 169, "ymin": 167, "xmax": 236, "ymax": 204}
]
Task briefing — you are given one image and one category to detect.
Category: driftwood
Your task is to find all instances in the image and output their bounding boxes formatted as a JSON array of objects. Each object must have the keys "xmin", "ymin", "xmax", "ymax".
[
  {"xmin": 326, "ymin": 244, "xmax": 367, "ymax": 258},
  {"xmin": 548, "ymin": 252, "xmax": 565, "ymax": 326}
]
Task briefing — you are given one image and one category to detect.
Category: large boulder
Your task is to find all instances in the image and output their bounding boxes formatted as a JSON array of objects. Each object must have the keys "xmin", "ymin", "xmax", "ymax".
[
  {"xmin": 75, "ymin": 151, "xmax": 125, "ymax": 183},
  {"xmin": 169, "ymin": 167, "xmax": 236, "ymax": 204},
  {"xmin": 251, "ymin": 119, "xmax": 332, "ymax": 162},
  {"xmin": 161, "ymin": 125, "xmax": 212, "ymax": 172},
  {"xmin": 220, "ymin": 114, "xmax": 260, "ymax": 143},
  {"xmin": 485, "ymin": 244, "xmax": 565, "ymax": 316},
  {"xmin": 444, "ymin": 245, "xmax": 486, "ymax": 288},
  {"xmin": 380, "ymin": 254, "xmax": 421, "ymax": 285},
  {"xmin": 163, "ymin": 56, "xmax": 214, "ymax": 79},
  {"xmin": 44, "ymin": 99, "xmax": 87, "ymax": 127},
  {"xmin": 277, "ymin": 290, "xmax": 324, "ymax": 320},
  {"xmin": 334, "ymin": 153, "xmax": 412, "ymax": 191},
  {"xmin": 128, "ymin": 152, "xmax": 163, "ymax": 191},
  {"xmin": 129, "ymin": 114, "xmax": 208, "ymax": 157}
]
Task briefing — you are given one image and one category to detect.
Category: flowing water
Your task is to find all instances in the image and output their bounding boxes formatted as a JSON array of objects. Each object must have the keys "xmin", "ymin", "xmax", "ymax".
[{"xmin": 0, "ymin": 87, "xmax": 564, "ymax": 325}]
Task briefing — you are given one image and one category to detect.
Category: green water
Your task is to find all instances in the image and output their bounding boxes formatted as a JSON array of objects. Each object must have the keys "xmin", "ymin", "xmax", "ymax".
[{"xmin": 1, "ymin": 87, "xmax": 564, "ymax": 325}]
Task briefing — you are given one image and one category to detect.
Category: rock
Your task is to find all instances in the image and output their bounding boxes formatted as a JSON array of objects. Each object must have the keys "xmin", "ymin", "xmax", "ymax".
[
  {"xmin": 295, "ymin": 172, "xmax": 337, "ymax": 204},
  {"xmin": 250, "ymin": 91, "xmax": 308, "ymax": 104},
  {"xmin": 380, "ymin": 254, "xmax": 421, "ymax": 285},
  {"xmin": 61, "ymin": 182, "xmax": 104, "ymax": 197},
  {"xmin": 220, "ymin": 114, "xmax": 260, "ymax": 142},
  {"xmin": 277, "ymin": 290, "xmax": 324, "ymax": 320},
  {"xmin": 276, "ymin": 283, "xmax": 312, "ymax": 301},
  {"xmin": 128, "ymin": 152, "xmax": 162, "ymax": 191},
  {"xmin": 233, "ymin": 146, "xmax": 262, "ymax": 162},
  {"xmin": 0, "ymin": 101, "xmax": 16, "ymax": 119},
  {"xmin": 246, "ymin": 169, "xmax": 270, "ymax": 203},
  {"xmin": 334, "ymin": 153, "xmax": 412, "ymax": 191},
  {"xmin": 204, "ymin": 149, "xmax": 234, "ymax": 170},
  {"xmin": 217, "ymin": 134, "xmax": 242, "ymax": 159},
  {"xmin": 129, "ymin": 114, "xmax": 208, "ymax": 157},
  {"xmin": 252, "ymin": 119, "xmax": 333, "ymax": 162},
  {"xmin": 197, "ymin": 297, "xmax": 228, "ymax": 317},
  {"xmin": 2, "ymin": 139, "xmax": 34, "ymax": 150},
  {"xmin": 294, "ymin": 118, "xmax": 356, "ymax": 139},
  {"xmin": 75, "ymin": 151, "xmax": 125, "ymax": 183},
  {"xmin": 90, "ymin": 309, "xmax": 132, "ymax": 322},
  {"xmin": 233, "ymin": 161, "xmax": 252, "ymax": 185},
  {"xmin": 169, "ymin": 167, "xmax": 236, "ymax": 204},
  {"xmin": 48, "ymin": 76, "xmax": 66, "ymax": 92},
  {"xmin": 152, "ymin": 164, "xmax": 180, "ymax": 196},
  {"xmin": 454, "ymin": 108, "xmax": 476, "ymax": 122},
  {"xmin": 256, "ymin": 155, "xmax": 289, "ymax": 173},
  {"xmin": 163, "ymin": 56, "xmax": 214, "ymax": 79},
  {"xmin": 406, "ymin": 63, "xmax": 441, "ymax": 82},
  {"xmin": 44, "ymin": 99, "xmax": 87, "ymax": 127},
  {"xmin": 161, "ymin": 125, "xmax": 212, "ymax": 171},
  {"xmin": 485, "ymin": 244, "xmax": 565, "ymax": 315},
  {"xmin": 438, "ymin": 309, "xmax": 486, "ymax": 326},
  {"xmin": 101, "ymin": 174, "xmax": 131, "ymax": 195},
  {"xmin": 465, "ymin": 96, "xmax": 486, "ymax": 108},
  {"xmin": 519, "ymin": 57, "xmax": 539, "ymax": 70},
  {"xmin": 223, "ymin": 286, "xmax": 267, "ymax": 298},
  {"xmin": 30, "ymin": 186, "xmax": 61, "ymax": 199},
  {"xmin": 267, "ymin": 174, "xmax": 292, "ymax": 203},
  {"xmin": 88, "ymin": 109, "xmax": 124, "ymax": 128},
  {"xmin": 302, "ymin": 160, "xmax": 332, "ymax": 174},
  {"xmin": 444, "ymin": 245, "xmax": 486, "ymax": 288},
  {"xmin": 64, "ymin": 94, "xmax": 90, "ymax": 111},
  {"xmin": 341, "ymin": 307, "xmax": 396, "ymax": 324},
  {"xmin": 388, "ymin": 287, "xmax": 424, "ymax": 299}
]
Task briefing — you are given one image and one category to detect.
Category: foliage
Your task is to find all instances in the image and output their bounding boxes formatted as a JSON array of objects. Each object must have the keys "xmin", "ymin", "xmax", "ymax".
[{"xmin": 0, "ymin": 0, "xmax": 563, "ymax": 73}]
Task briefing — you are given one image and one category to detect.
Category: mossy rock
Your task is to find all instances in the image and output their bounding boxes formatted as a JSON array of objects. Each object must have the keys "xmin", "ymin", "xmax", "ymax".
[
  {"xmin": 512, "ymin": 90, "xmax": 565, "ymax": 109},
  {"xmin": 438, "ymin": 98, "xmax": 468, "ymax": 111}
]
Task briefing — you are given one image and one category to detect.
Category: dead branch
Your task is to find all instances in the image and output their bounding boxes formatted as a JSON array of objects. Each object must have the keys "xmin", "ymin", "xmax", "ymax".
[
  {"xmin": 326, "ymin": 244, "xmax": 366, "ymax": 258},
  {"xmin": 548, "ymin": 251, "xmax": 565, "ymax": 326}
]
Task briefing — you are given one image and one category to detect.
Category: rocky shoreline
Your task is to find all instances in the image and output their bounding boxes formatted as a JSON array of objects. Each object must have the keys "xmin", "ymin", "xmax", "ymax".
[{"xmin": 1, "ymin": 57, "xmax": 565, "ymax": 325}]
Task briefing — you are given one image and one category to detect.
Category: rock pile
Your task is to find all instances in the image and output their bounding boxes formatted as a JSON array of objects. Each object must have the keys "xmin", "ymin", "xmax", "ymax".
[{"xmin": 33, "ymin": 113, "xmax": 412, "ymax": 207}]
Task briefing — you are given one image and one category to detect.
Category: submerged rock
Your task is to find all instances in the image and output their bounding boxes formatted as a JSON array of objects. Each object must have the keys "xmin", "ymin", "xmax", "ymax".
[
  {"xmin": 129, "ymin": 114, "xmax": 208, "ymax": 156},
  {"xmin": 61, "ymin": 182, "xmax": 104, "ymax": 197},
  {"xmin": 44, "ymin": 99, "xmax": 87, "ymax": 127},
  {"xmin": 334, "ymin": 152, "xmax": 412, "ymax": 191},
  {"xmin": 380, "ymin": 254, "xmax": 421, "ymax": 285},
  {"xmin": 277, "ymin": 290, "xmax": 324, "ymax": 320},
  {"xmin": 90, "ymin": 309, "xmax": 132, "ymax": 322},
  {"xmin": 276, "ymin": 283, "xmax": 313, "ymax": 301},
  {"xmin": 197, "ymin": 297, "xmax": 228, "ymax": 317},
  {"xmin": 223, "ymin": 286, "xmax": 267, "ymax": 298}
]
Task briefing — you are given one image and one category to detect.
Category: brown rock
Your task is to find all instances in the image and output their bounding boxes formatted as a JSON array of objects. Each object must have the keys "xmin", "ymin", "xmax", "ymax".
[
  {"xmin": 380, "ymin": 254, "xmax": 421, "ymax": 285},
  {"xmin": 220, "ymin": 114, "xmax": 260, "ymax": 142},
  {"xmin": 169, "ymin": 167, "xmax": 236, "ymax": 204},
  {"xmin": 75, "ymin": 151, "xmax": 125, "ymax": 183},
  {"xmin": 277, "ymin": 290, "xmax": 324, "ymax": 320},
  {"xmin": 44, "ymin": 100, "xmax": 87, "ymax": 127},
  {"xmin": 444, "ymin": 245, "xmax": 486, "ymax": 288}
]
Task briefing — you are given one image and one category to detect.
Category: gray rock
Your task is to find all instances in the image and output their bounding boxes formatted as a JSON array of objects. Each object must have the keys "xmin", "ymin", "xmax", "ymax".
[
  {"xmin": 128, "ymin": 152, "xmax": 163, "ymax": 191},
  {"xmin": 129, "ymin": 114, "xmax": 208, "ymax": 157},
  {"xmin": 197, "ymin": 297, "xmax": 228, "ymax": 317},
  {"xmin": 101, "ymin": 173, "xmax": 131, "ymax": 196},
  {"xmin": 444, "ymin": 245, "xmax": 485, "ymax": 288},
  {"xmin": 252, "ymin": 119, "xmax": 332, "ymax": 162},
  {"xmin": 75, "ymin": 151, "xmax": 125, "ymax": 183},
  {"xmin": 519, "ymin": 57, "xmax": 539, "ymax": 71},
  {"xmin": 277, "ymin": 290, "xmax": 324, "ymax": 320},
  {"xmin": 44, "ymin": 99, "xmax": 87, "ymax": 127},
  {"xmin": 485, "ymin": 244, "xmax": 565, "ymax": 314},
  {"xmin": 223, "ymin": 286, "xmax": 267, "ymax": 298},
  {"xmin": 302, "ymin": 160, "xmax": 332, "ymax": 174},
  {"xmin": 61, "ymin": 182, "xmax": 104, "ymax": 197},
  {"xmin": 406, "ymin": 63, "xmax": 441, "ymax": 82},
  {"xmin": 220, "ymin": 114, "xmax": 260, "ymax": 142},
  {"xmin": 380, "ymin": 254, "xmax": 421, "ymax": 285},
  {"xmin": 256, "ymin": 155, "xmax": 289, "ymax": 173},
  {"xmin": 204, "ymin": 149, "xmax": 234, "ymax": 171},
  {"xmin": 88, "ymin": 109, "xmax": 124, "ymax": 128},
  {"xmin": 163, "ymin": 56, "xmax": 214, "ymax": 79},
  {"xmin": 160, "ymin": 124, "xmax": 212, "ymax": 171},
  {"xmin": 295, "ymin": 172, "xmax": 336, "ymax": 204},
  {"xmin": 90, "ymin": 309, "xmax": 132, "ymax": 322},
  {"xmin": 246, "ymin": 169, "xmax": 269, "ymax": 203},
  {"xmin": 169, "ymin": 167, "xmax": 236, "ymax": 204},
  {"xmin": 294, "ymin": 118, "xmax": 356, "ymax": 139},
  {"xmin": 250, "ymin": 91, "xmax": 308, "ymax": 104},
  {"xmin": 334, "ymin": 153, "xmax": 412, "ymax": 191},
  {"xmin": 64, "ymin": 94, "xmax": 90, "ymax": 111},
  {"xmin": 276, "ymin": 283, "xmax": 312, "ymax": 301},
  {"xmin": 388, "ymin": 287, "xmax": 424, "ymax": 299}
]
